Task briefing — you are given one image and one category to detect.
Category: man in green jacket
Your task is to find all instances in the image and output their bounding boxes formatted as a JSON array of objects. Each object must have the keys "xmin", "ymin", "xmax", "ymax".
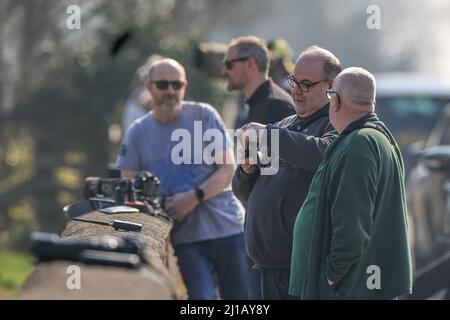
[{"xmin": 289, "ymin": 67, "xmax": 413, "ymax": 299}]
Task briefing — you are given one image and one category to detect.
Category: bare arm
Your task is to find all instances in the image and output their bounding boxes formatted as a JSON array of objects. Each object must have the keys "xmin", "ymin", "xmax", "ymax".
[
  {"xmin": 199, "ymin": 147, "xmax": 235, "ymax": 200},
  {"xmin": 166, "ymin": 147, "xmax": 235, "ymax": 220}
]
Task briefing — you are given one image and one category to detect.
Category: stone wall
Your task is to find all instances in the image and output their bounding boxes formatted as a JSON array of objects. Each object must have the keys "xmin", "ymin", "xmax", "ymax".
[{"xmin": 18, "ymin": 210, "xmax": 187, "ymax": 299}]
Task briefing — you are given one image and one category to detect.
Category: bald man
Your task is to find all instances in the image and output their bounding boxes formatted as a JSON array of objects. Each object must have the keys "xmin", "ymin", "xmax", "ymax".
[
  {"xmin": 232, "ymin": 46, "xmax": 340, "ymax": 299},
  {"xmin": 117, "ymin": 58, "xmax": 250, "ymax": 299},
  {"xmin": 289, "ymin": 67, "xmax": 413, "ymax": 299}
]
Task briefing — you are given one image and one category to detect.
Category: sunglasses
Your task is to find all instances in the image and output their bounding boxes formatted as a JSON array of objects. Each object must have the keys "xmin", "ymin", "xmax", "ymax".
[
  {"xmin": 150, "ymin": 80, "xmax": 186, "ymax": 90},
  {"xmin": 223, "ymin": 57, "xmax": 250, "ymax": 70}
]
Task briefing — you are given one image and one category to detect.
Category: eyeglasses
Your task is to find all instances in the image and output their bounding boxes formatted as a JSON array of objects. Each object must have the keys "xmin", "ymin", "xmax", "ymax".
[
  {"xmin": 286, "ymin": 75, "xmax": 329, "ymax": 93},
  {"xmin": 223, "ymin": 57, "xmax": 250, "ymax": 70},
  {"xmin": 326, "ymin": 90, "xmax": 340, "ymax": 101},
  {"xmin": 150, "ymin": 80, "xmax": 186, "ymax": 91}
]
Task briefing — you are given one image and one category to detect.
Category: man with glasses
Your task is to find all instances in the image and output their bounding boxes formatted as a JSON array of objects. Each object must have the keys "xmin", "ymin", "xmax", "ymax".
[
  {"xmin": 222, "ymin": 36, "xmax": 295, "ymax": 129},
  {"xmin": 116, "ymin": 58, "xmax": 250, "ymax": 300},
  {"xmin": 232, "ymin": 46, "xmax": 340, "ymax": 299},
  {"xmin": 289, "ymin": 67, "xmax": 413, "ymax": 299}
]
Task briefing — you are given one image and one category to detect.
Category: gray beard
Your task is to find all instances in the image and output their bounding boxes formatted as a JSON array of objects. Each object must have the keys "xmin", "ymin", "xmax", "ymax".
[
  {"xmin": 227, "ymin": 81, "xmax": 240, "ymax": 92},
  {"xmin": 160, "ymin": 102, "xmax": 182, "ymax": 113}
]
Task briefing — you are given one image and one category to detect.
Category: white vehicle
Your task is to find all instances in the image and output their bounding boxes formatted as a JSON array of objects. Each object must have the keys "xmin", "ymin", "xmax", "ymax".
[{"xmin": 375, "ymin": 73, "xmax": 450, "ymax": 172}]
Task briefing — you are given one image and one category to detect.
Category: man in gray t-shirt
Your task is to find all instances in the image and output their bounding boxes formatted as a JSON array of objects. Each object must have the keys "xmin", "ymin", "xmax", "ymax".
[{"xmin": 116, "ymin": 58, "xmax": 249, "ymax": 300}]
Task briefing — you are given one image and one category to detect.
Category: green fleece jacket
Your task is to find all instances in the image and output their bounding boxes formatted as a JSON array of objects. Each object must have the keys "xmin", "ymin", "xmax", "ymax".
[{"xmin": 289, "ymin": 113, "xmax": 413, "ymax": 299}]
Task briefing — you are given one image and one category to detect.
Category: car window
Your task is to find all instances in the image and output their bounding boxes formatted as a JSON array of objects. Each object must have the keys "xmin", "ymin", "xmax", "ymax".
[
  {"xmin": 376, "ymin": 96, "xmax": 450, "ymax": 133},
  {"xmin": 376, "ymin": 96, "xmax": 450, "ymax": 148}
]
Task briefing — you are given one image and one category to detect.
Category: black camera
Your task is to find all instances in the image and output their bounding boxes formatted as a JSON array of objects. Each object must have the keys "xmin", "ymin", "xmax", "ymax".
[
  {"xmin": 64, "ymin": 171, "xmax": 169, "ymax": 220},
  {"xmin": 83, "ymin": 171, "xmax": 160, "ymax": 203}
]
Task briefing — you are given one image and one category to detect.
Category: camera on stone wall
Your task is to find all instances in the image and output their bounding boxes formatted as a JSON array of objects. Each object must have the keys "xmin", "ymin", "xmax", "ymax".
[
  {"xmin": 63, "ymin": 167, "xmax": 167, "ymax": 219},
  {"xmin": 83, "ymin": 171, "xmax": 160, "ymax": 204}
]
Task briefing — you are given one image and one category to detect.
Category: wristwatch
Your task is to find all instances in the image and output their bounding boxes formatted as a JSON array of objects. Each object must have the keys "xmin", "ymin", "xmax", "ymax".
[{"xmin": 194, "ymin": 186, "xmax": 205, "ymax": 202}]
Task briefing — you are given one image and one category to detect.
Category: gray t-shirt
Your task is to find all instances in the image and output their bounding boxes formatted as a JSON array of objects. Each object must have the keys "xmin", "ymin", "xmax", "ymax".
[{"xmin": 117, "ymin": 101, "xmax": 244, "ymax": 245}]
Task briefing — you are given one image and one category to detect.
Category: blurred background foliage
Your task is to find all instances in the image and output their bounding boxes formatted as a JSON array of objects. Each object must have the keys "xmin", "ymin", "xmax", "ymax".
[
  {"xmin": 0, "ymin": 0, "xmax": 247, "ymax": 297},
  {"xmin": 2, "ymin": 0, "xmax": 450, "ymax": 252},
  {"xmin": 0, "ymin": 251, "xmax": 34, "ymax": 298},
  {"xmin": 0, "ymin": 0, "xmax": 241, "ymax": 255}
]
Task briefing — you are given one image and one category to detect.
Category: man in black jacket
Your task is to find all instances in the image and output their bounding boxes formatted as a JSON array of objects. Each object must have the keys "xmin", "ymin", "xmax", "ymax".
[
  {"xmin": 223, "ymin": 35, "xmax": 295, "ymax": 299},
  {"xmin": 222, "ymin": 36, "xmax": 295, "ymax": 129},
  {"xmin": 232, "ymin": 46, "xmax": 341, "ymax": 299}
]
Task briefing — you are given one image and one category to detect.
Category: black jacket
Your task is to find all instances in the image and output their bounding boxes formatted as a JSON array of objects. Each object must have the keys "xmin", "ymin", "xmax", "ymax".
[
  {"xmin": 232, "ymin": 105, "xmax": 337, "ymax": 269},
  {"xmin": 234, "ymin": 79, "xmax": 295, "ymax": 128}
]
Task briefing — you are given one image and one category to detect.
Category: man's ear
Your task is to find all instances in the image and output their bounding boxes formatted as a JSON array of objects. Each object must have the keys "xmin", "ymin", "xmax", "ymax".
[
  {"xmin": 247, "ymin": 57, "xmax": 257, "ymax": 70},
  {"xmin": 328, "ymin": 79, "xmax": 334, "ymax": 89},
  {"xmin": 145, "ymin": 82, "xmax": 152, "ymax": 92},
  {"xmin": 334, "ymin": 101, "xmax": 341, "ymax": 112}
]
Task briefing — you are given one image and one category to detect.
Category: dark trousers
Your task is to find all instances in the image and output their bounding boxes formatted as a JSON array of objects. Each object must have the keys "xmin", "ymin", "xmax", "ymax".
[
  {"xmin": 260, "ymin": 268, "xmax": 295, "ymax": 300},
  {"xmin": 174, "ymin": 233, "xmax": 250, "ymax": 300},
  {"xmin": 247, "ymin": 256, "xmax": 262, "ymax": 300}
]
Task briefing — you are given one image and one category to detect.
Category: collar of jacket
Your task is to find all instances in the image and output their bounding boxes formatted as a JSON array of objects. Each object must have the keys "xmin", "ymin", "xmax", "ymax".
[
  {"xmin": 324, "ymin": 112, "xmax": 395, "ymax": 161},
  {"xmin": 246, "ymin": 79, "xmax": 273, "ymax": 107},
  {"xmin": 340, "ymin": 113, "xmax": 379, "ymax": 135},
  {"xmin": 295, "ymin": 103, "xmax": 330, "ymax": 130}
]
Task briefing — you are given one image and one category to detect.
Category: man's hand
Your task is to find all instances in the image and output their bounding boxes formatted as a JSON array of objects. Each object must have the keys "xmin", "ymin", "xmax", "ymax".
[
  {"xmin": 327, "ymin": 279, "xmax": 335, "ymax": 287},
  {"xmin": 236, "ymin": 122, "xmax": 266, "ymax": 174},
  {"xmin": 165, "ymin": 190, "xmax": 199, "ymax": 221},
  {"xmin": 240, "ymin": 162, "xmax": 257, "ymax": 174},
  {"xmin": 236, "ymin": 122, "xmax": 267, "ymax": 148},
  {"xmin": 241, "ymin": 122, "xmax": 267, "ymax": 132}
]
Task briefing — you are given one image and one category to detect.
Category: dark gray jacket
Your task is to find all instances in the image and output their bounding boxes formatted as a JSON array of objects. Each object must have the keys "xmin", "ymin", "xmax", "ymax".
[
  {"xmin": 234, "ymin": 79, "xmax": 295, "ymax": 129},
  {"xmin": 232, "ymin": 105, "xmax": 337, "ymax": 269}
]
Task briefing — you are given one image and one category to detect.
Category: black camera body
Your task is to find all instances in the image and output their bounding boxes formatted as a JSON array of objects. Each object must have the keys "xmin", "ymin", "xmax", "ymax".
[
  {"xmin": 83, "ymin": 177, "xmax": 120, "ymax": 199},
  {"xmin": 83, "ymin": 171, "xmax": 160, "ymax": 204},
  {"xmin": 31, "ymin": 232, "xmax": 147, "ymax": 269},
  {"xmin": 64, "ymin": 171, "xmax": 169, "ymax": 219}
]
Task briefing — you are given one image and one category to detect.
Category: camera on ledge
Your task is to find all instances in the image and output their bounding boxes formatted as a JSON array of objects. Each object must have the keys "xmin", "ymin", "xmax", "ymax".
[
  {"xmin": 83, "ymin": 171, "xmax": 160, "ymax": 204},
  {"xmin": 63, "ymin": 168, "xmax": 169, "ymax": 219}
]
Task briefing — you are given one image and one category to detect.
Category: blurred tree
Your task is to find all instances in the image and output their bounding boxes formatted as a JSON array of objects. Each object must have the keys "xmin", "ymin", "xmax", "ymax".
[{"xmin": 0, "ymin": 0, "xmax": 239, "ymax": 247}]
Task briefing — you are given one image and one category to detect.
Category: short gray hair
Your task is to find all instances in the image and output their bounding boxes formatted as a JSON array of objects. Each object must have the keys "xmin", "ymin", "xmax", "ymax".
[
  {"xmin": 228, "ymin": 36, "xmax": 270, "ymax": 73},
  {"xmin": 300, "ymin": 45, "xmax": 342, "ymax": 80},
  {"xmin": 337, "ymin": 67, "xmax": 376, "ymax": 106}
]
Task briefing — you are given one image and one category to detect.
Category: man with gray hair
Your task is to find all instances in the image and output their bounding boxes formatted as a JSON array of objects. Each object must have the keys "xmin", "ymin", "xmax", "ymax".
[
  {"xmin": 289, "ymin": 67, "xmax": 413, "ymax": 299},
  {"xmin": 223, "ymin": 35, "xmax": 295, "ymax": 129},
  {"xmin": 223, "ymin": 35, "xmax": 295, "ymax": 299}
]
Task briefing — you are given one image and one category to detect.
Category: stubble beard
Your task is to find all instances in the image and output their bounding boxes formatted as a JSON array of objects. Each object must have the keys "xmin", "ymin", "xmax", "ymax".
[{"xmin": 159, "ymin": 100, "xmax": 182, "ymax": 113}]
